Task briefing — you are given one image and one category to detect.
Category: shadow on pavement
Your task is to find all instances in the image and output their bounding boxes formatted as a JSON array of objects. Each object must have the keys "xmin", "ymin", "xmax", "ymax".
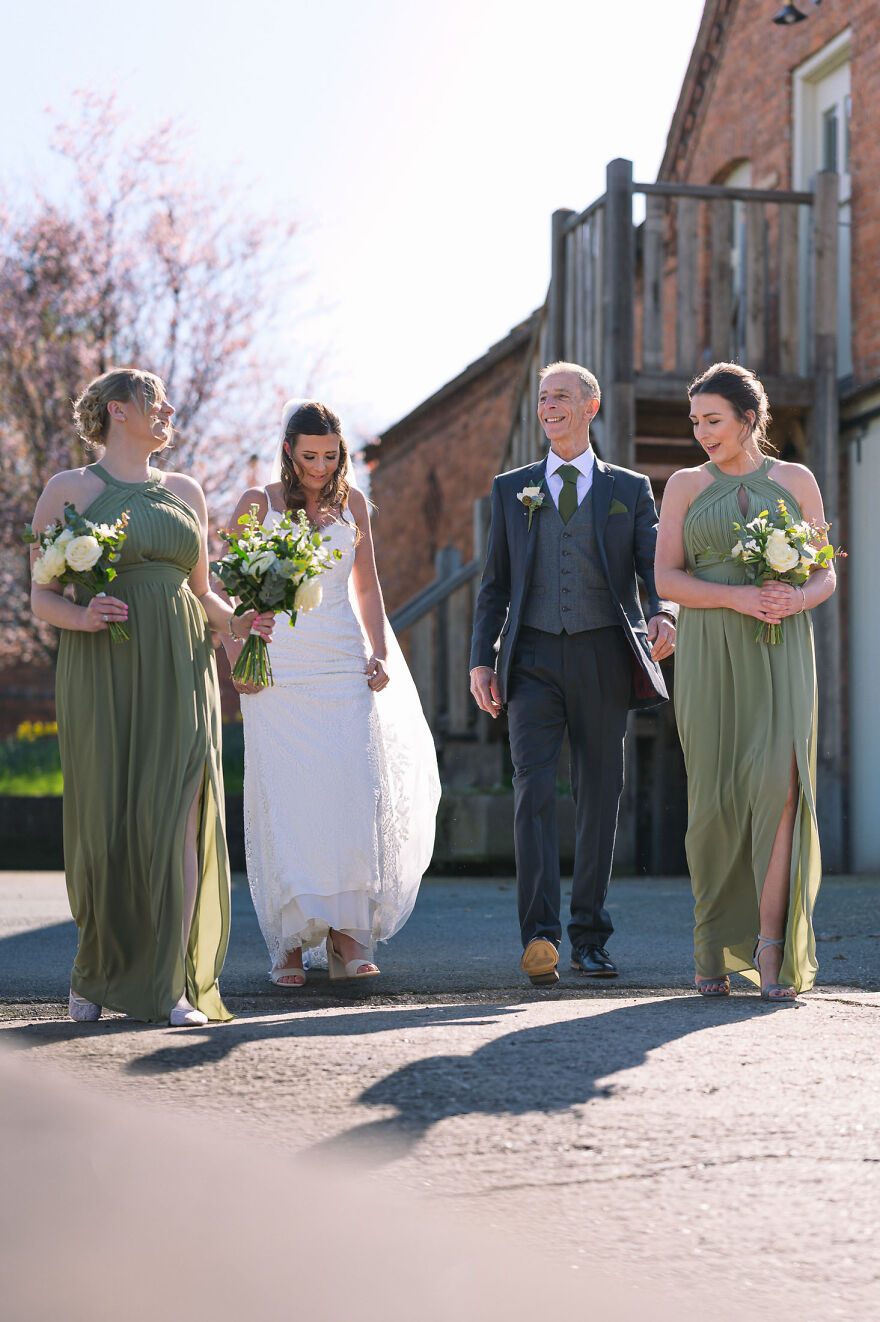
[
  {"xmin": 6, "ymin": 991, "xmax": 772, "ymax": 1165},
  {"xmin": 316, "ymin": 993, "xmax": 773, "ymax": 1163}
]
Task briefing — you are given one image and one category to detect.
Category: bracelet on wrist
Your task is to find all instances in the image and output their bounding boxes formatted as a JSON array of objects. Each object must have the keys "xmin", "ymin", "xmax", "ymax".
[
  {"xmin": 800, "ymin": 588, "xmax": 808, "ymax": 613},
  {"xmin": 228, "ymin": 615, "xmax": 241, "ymax": 641}
]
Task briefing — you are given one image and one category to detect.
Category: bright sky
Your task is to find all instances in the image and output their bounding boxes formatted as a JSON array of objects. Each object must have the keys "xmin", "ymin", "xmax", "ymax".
[{"xmin": 0, "ymin": 0, "xmax": 706, "ymax": 438}]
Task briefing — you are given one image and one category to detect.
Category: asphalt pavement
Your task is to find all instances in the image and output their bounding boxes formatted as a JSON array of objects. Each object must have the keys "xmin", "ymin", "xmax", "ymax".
[
  {"xmin": 1, "ymin": 870, "xmax": 878, "ymax": 1002},
  {"xmin": 2, "ymin": 871, "xmax": 878, "ymax": 1322}
]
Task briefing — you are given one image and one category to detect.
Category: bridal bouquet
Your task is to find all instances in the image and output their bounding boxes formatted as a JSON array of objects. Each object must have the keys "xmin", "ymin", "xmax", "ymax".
[
  {"xmin": 24, "ymin": 503, "xmax": 131, "ymax": 642},
  {"xmin": 211, "ymin": 504, "xmax": 341, "ymax": 687},
  {"xmin": 726, "ymin": 498, "xmax": 836, "ymax": 644}
]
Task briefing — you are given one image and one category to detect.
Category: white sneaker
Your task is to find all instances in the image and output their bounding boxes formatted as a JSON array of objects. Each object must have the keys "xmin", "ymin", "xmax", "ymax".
[
  {"xmin": 68, "ymin": 990, "xmax": 101, "ymax": 1022},
  {"xmin": 169, "ymin": 999, "xmax": 208, "ymax": 1027}
]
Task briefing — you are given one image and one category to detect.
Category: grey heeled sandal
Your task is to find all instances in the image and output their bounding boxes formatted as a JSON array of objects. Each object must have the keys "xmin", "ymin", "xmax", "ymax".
[{"xmin": 752, "ymin": 936, "xmax": 797, "ymax": 1003}]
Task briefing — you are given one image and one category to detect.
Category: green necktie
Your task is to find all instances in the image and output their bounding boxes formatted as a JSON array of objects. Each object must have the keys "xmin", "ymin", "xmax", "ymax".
[{"xmin": 557, "ymin": 464, "xmax": 580, "ymax": 524}]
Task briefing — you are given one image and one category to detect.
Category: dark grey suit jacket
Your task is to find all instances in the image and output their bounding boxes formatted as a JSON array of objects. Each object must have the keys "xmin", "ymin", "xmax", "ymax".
[{"xmin": 469, "ymin": 456, "xmax": 678, "ymax": 710}]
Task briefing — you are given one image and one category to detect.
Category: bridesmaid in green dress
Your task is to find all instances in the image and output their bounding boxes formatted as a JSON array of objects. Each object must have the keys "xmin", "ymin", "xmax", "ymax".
[
  {"xmin": 655, "ymin": 363, "xmax": 837, "ymax": 1002},
  {"xmin": 29, "ymin": 368, "xmax": 274, "ymax": 1026}
]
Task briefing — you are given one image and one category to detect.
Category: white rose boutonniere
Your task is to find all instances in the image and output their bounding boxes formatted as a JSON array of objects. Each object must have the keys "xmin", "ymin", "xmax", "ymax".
[{"xmin": 516, "ymin": 484, "xmax": 545, "ymax": 531}]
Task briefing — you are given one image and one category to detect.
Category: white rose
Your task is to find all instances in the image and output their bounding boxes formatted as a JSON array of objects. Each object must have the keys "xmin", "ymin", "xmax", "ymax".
[
  {"xmin": 293, "ymin": 578, "xmax": 323, "ymax": 613},
  {"xmin": 33, "ymin": 544, "xmax": 67, "ymax": 583},
  {"xmin": 247, "ymin": 550, "xmax": 277, "ymax": 575},
  {"xmin": 65, "ymin": 535, "xmax": 102, "ymax": 572},
  {"xmin": 517, "ymin": 485, "xmax": 542, "ymax": 502},
  {"xmin": 765, "ymin": 529, "xmax": 799, "ymax": 574},
  {"xmin": 55, "ymin": 528, "xmax": 74, "ymax": 548}
]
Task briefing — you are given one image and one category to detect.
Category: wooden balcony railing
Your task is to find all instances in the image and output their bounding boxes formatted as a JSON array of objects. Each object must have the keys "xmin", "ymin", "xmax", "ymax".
[{"xmin": 386, "ymin": 156, "xmax": 843, "ymax": 867}]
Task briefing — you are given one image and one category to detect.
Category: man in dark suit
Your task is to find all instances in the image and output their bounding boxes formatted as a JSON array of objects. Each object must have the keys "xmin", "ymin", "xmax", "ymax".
[{"xmin": 469, "ymin": 362, "xmax": 677, "ymax": 986}]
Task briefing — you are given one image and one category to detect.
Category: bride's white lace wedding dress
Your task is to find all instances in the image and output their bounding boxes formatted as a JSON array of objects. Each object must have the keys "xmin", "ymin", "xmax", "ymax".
[{"xmin": 240, "ymin": 501, "xmax": 440, "ymax": 969}]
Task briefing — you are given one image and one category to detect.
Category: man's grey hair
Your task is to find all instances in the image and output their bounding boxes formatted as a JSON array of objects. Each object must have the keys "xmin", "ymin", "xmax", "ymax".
[{"xmin": 539, "ymin": 361, "xmax": 601, "ymax": 405}]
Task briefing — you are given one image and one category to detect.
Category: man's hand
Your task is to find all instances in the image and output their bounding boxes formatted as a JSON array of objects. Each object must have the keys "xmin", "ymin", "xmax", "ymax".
[
  {"xmin": 647, "ymin": 613, "xmax": 676, "ymax": 662},
  {"xmin": 470, "ymin": 665, "xmax": 503, "ymax": 718}
]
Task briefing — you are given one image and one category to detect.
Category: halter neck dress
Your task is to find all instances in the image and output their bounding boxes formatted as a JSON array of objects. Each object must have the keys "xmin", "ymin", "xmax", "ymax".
[
  {"xmin": 55, "ymin": 463, "xmax": 232, "ymax": 1022},
  {"xmin": 674, "ymin": 459, "xmax": 821, "ymax": 992}
]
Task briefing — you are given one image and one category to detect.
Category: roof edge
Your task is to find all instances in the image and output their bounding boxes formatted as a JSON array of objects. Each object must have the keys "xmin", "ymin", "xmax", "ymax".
[
  {"xmin": 658, "ymin": 0, "xmax": 738, "ymax": 182},
  {"xmin": 367, "ymin": 313, "xmax": 540, "ymax": 461}
]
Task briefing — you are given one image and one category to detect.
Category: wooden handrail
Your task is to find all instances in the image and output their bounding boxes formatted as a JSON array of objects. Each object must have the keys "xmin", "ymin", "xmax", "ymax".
[
  {"xmin": 390, "ymin": 558, "xmax": 480, "ymax": 633},
  {"xmin": 635, "ymin": 181, "xmax": 813, "ymax": 205}
]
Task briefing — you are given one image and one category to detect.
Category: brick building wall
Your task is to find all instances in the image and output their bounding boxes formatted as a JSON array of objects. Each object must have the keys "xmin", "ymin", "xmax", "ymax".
[
  {"xmin": 662, "ymin": 0, "xmax": 877, "ymax": 389},
  {"xmin": 366, "ymin": 319, "xmax": 535, "ymax": 614}
]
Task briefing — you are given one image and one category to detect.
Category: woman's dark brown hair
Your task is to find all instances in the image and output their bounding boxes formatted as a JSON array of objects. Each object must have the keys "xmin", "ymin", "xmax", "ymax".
[
  {"xmin": 280, "ymin": 401, "xmax": 352, "ymax": 514},
  {"xmin": 688, "ymin": 361, "xmax": 775, "ymax": 454}
]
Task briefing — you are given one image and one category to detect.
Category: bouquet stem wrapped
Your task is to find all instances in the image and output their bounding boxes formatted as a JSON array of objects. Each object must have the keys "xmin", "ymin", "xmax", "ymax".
[{"xmin": 211, "ymin": 505, "xmax": 341, "ymax": 688}]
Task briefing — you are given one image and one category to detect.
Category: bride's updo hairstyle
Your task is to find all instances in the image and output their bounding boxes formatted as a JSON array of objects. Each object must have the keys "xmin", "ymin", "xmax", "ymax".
[
  {"xmin": 688, "ymin": 361, "xmax": 774, "ymax": 454},
  {"xmin": 280, "ymin": 401, "xmax": 352, "ymax": 514},
  {"xmin": 73, "ymin": 368, "xmax": 165, "ymax": 450}
]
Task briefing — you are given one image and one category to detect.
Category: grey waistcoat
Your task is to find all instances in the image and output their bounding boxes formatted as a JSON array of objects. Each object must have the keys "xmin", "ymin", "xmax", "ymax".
[{"xmin": 520, "ymin": 490, "xmax": 620, "ymax": 634}]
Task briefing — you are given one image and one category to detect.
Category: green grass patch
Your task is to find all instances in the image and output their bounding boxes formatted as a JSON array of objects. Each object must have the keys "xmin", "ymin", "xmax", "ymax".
[{"xmin": 0, "ymin": 721, "xmax": 247, "ymax": 797}]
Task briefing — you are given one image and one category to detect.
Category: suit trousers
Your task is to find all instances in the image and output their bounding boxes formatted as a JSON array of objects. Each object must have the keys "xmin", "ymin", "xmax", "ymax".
[{"xmin": 506, "ymin": 625, "xmax": 631, "ymax": 950}]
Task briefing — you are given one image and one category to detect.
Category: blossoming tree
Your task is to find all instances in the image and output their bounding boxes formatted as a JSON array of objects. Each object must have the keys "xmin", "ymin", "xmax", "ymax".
[{"xmin": 0, "ymin": 91, "xmax": 304, "ymax": 664}]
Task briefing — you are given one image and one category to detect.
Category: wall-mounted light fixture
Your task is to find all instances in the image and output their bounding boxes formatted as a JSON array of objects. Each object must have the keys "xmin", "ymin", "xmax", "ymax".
[{"xmin": 772, "ymin": 0, "xmax": 821, "ymax": 24}]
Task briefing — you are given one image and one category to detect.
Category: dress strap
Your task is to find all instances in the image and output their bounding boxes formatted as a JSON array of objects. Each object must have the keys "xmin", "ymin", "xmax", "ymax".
[
  {"xmin": 88, "ymin": 461, "xmax": 158, "ymax": 488},
  {"xmin": 706, "ymin": 458, "xmax": 773, "ymax": 482}
]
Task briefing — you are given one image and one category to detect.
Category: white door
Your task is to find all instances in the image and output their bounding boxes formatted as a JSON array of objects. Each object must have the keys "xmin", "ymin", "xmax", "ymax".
[
  {"xmin": 848, "ymin": 416, "xmax": 880, "ymax": 869},
  {"xmin": 793, "ymin": 34, "xmax": 852, "ymax": 377}
]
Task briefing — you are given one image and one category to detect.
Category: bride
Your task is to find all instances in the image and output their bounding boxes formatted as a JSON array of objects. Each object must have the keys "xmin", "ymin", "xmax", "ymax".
[{"xmin": 221, "ymin": 399, "xmax": 440, "ymax": 985}]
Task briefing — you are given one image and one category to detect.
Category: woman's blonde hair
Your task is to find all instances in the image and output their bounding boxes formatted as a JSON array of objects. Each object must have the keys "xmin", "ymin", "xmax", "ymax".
[{"xmin": 72, "ymin": 367, "xmax": 166, "ymax": 449}]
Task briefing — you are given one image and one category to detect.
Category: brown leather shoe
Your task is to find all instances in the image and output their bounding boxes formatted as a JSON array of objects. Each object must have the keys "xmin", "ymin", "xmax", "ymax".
[{"xmin": 521, "ymin": 938, "xmax": 559, "ymax": 986}]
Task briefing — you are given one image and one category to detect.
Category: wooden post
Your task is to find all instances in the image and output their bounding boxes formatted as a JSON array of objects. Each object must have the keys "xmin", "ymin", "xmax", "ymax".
[
  {"xmin": 548, "ymin": 208, "xmax": 575, "ymax": 363},
  {"xmin": 409, "ymin": 614, "xmax": 434, "ymax": 726},
  {"xmin": 446, "ymin": 582, "xmax": 473, "ymax": 736},
  {"xmin": 642, "ymin": 194, "xmax": 665, "ymax": 373},
  {"xmin": 433, "ymin": 546, "xmax": 462, "ymax": 736},
  {"xmin": 675, "ymin": 196, "xmax": 699, "ymax": 375},
  {"xmin": 744, "ymin": 201, "xmax": 767, "ymax": 370},
  {"xmin": 778, "ymin": 203, "xmax": 800, "ymax": 375},
  {"xmin": 811, "ymin": 171, "xmax": 843, "ymax": 869},
  {"xmin": 603, "ymin": 159, "xmax": 635, "ymax": 468},
  {"xmin": 472, "ymin": 495, "xmax": 491, "ymax": 566},
  {"xmin": 709, "ymin": 198, "xmax": 733, "ymax": 363}
]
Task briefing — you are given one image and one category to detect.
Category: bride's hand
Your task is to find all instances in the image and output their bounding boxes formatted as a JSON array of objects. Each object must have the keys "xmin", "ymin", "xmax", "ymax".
[
  {"xmin": 232, "ymin": 678, "xmax": 265, "ymax": 696},
  {"xmin": 365, "ymin": 655, "xmax": 390, "ymax": 692},
  {"xmin": 733, "ymin": 585, "xmax": 783, "ymax": 625},
  {"xmin": 231, "ymin": 676, "xmax": 261, "ymax": 698}
]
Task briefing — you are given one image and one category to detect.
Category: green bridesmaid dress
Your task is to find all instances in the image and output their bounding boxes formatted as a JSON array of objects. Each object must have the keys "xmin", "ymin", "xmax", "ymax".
[
  {"xmin": 56, "ymin": 463, "xmax": 233, "ymax": 1022},
  {"xmin": 674, "ymin": 459, "xmax": 821, "ymax": 993}
]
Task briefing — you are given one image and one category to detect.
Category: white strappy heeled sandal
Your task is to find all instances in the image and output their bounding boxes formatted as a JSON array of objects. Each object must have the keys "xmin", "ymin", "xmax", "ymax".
[
  {"xmin": 269, "ymin": 961, "xmax": 307, "ymax": 988},
  {"xmin": 326, "ymin": 936, "xmax": 380, "ymax": 980}
]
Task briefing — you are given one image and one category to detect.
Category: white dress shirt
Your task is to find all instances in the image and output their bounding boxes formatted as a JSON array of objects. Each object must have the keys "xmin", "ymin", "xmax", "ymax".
[{"xmin": 545, "ymin": 447, "xmax": 595, "ymax": 512}]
